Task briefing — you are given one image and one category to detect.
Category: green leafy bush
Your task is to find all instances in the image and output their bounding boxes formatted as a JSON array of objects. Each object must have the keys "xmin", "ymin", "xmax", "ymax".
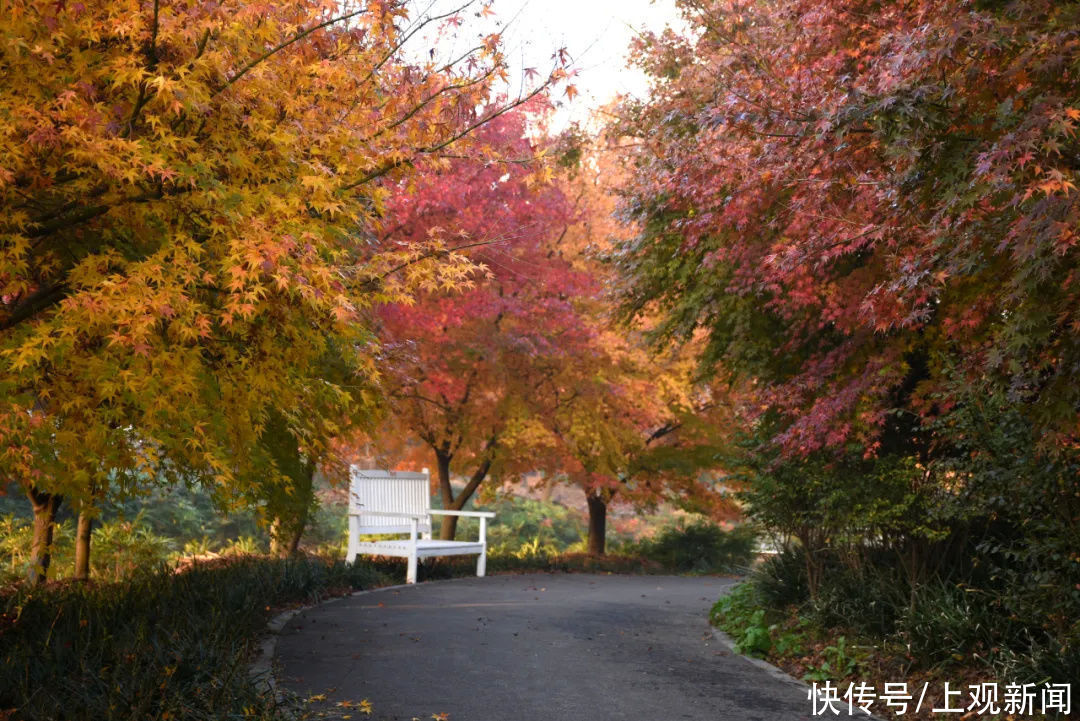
[
  {"xmin": 450, "ymin": 496, "xmax": 587, "ymax": 554},
  {"xmin": 91, "ymin": 514, "xmax": 175, "ymax": 582},
  {"xmin": 635, "ymin": 519, "xmax": 756, "ymax": 574},
  {"xmin": 803, "ymin": 636, "xmax": 857, "ymax": 682},
  {"xmin": 0, "ymin": 515, "xmax": 35, "ymax": 582},
  {"xmin": 751, "ymin": 546, "xmax": 810, "ymax": 608},
  {"xmin": 802, "ymin": 560, "xmax": 910, "ymax": 639}
]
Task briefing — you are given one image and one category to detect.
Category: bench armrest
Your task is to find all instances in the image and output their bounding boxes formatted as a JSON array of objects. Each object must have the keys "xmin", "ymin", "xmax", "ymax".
[
  {"xmin": 428, "ymin": 509, "xmax": 496, "ymax": 519},
  {"xmin": 349, "ymin": 510, "xmax": 426, "ymax": 521}
]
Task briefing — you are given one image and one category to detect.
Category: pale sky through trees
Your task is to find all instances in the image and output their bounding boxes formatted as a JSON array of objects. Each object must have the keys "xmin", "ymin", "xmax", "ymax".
[{"xmin": 407, "ymin": 0, "xmax": 683, "ymax": 128}]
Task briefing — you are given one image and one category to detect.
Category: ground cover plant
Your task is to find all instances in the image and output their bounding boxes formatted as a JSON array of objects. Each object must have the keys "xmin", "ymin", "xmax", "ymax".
[{"xmin": 0, "ymin": 556, "xmax": 389, "ymax": 721}]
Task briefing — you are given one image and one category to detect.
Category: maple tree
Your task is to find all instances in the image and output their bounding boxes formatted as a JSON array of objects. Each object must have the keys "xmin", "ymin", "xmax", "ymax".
[
  {"xmin": 608, "ymin": 0, "xmax": 1080, "ymax": 662},
  {"xmin": 525, "ymin": 147, "xmax": 737, "ymax": 554},
  {"xmin": 521, "ymin": 321, "xmax": 735, "ymax": 555},
  {"xmin": 375, "ymin": 106, "xmax": 587, "ymax": 540},
  {"xmin": 377, "ymin": 118, "xmax": 736, "ymax": 549},
  {"xmin": 610, "ymin": 0, "xmax": 1080, "ymax": 457},
  {"xmin": 0, "ymin": 0, "xmax": 567, "ymax": 580}
]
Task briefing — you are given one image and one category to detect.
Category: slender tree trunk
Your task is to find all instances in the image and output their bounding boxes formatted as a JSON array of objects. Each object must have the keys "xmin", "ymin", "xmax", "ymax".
[
  {"xmin": 286, "ymin": 509, "xmax": 307, "ymax": 555},
  {"xmin": 435, "ymin": 450, "xmax": 457, "ymax": 540},
  {"xmin": 586, "ymin": 492, "xmax": 607, "ymax": 556},
  {"xmin": 74, "ymin": 511, "xmax": 93, "ymax": 581},
  {"xmin": 438, "ymin": 513, "xmax": 462, "ymax": 540},
  {"xmin": 269, "ymin": 480, "xmax": 312, "ymax": 556},
  {"xmin": 439, "ymin": 512, "xmax": 460, "ymax": 540},
  {"xmin": 27, "ymin": 486, "xmax": 62, "ymax": 585},
  {"xmin": 262, "ymin": 411, "xmax": 317, "ymax": 556},
  {"xmin": 269, "ymin": 517, "xmax": 285, "ymax": 556}
]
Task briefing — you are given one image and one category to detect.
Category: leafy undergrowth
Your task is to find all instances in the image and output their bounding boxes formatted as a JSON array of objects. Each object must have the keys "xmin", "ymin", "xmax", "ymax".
[
  {"xmin": 0, "ymin": 549, "xmax": 728, "ymax": 721},
  {"xmin": 417, "ymin": 550, "xmax": 669, "ymax": 579},
  {"xmin": 0, "ymin": 556, "xmax": 391, "ymax": 721},
  {"xmin": 711, "ymin": 583, "xmax": 1075, "ymax": 721}
]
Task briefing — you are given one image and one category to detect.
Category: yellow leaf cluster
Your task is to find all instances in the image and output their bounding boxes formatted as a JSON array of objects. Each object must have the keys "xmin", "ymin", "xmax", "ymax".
[{"xmin": 0, "ymin": 0, "xmax": 519, "ymax": 503}]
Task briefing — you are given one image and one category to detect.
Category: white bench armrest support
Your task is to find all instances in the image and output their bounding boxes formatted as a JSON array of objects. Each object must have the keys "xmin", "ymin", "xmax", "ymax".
[{"xmin": 428, "ymin": 510, "xmax": 491, "ymax": 575}]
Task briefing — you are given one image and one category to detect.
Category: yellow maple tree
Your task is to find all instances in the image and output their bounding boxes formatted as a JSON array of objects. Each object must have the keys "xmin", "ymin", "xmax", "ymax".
[{"xmin": 0, "ymin": 0, "xmax": 562, "ymax": 580}]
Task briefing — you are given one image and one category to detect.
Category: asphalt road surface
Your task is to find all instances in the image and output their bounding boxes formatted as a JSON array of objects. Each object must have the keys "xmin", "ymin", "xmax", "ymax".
[{"xmin": 275, "ymin": 573, "xmax": 813, "ymax": 721}]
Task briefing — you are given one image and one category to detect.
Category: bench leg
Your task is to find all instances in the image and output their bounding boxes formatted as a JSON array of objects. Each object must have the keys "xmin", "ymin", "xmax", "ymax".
[
  {"xmin": 346, "ymin": 516, "xmax": 358, "ymax": 564},
  {"xmin": 407, "ymin": 551, "xmax": 418, "ymax": 584},
  {"xmin": 477, "ymin": 516, "xmax": 487, "ymax": 577}
]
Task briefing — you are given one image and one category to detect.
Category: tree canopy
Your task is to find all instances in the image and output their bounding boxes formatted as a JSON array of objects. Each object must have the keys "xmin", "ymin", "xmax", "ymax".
[{"xmin": 610, "ymin": 0, "xmax": 1080, "ymax": 456}]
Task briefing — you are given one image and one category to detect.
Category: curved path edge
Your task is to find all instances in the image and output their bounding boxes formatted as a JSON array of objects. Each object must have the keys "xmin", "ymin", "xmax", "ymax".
[
  {"xmin": 710, "ymin": 627, "xmax": 810, "ymax": 693},
  {"xmin": 250, "ymin": 580, "xmax": 417, "ymax": 698},
  {"xmin": 711, "ymin": 627, "xmax": 888, "ymax": 721},
  {"xmin": 251, "ymin": 576, "xmax": 816, "ymax": 700}
]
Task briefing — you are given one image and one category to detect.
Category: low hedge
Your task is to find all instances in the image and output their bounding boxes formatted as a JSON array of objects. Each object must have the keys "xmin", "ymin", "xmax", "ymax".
[{"xmin": 0, "ymin": 556, "xmax": 389, "ymax": 721}]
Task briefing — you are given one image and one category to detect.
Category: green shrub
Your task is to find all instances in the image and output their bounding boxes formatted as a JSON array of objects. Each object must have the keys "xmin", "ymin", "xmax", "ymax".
[
  {"xmin": 449, "ymin": 496, "xmax": 586, "ymax": 554},
  {"xmin": 0, "ymin": 515, "xmax": 76, "ymax": 585},
  {"xmin": 0, "ymin": 555, "xmax": 389, "ymax": 721},
  {"xmin": 803, "ymin": 561, "xmax": 909, "ymax": 639},
  {"xmin": 635, "ymin": 519, "xmax": 756, "ymax": 573},
  {"xmin": 0, "ymin": 515, "xmax": 35, "ymax": 582},
  {"xmin": 803, "ymin": 635, "xmax": 858, "ymax": 682},
  {"xmin": 895, "ymin": 580, "xmax": 1005, "ymax": 669},
  {"xmin": 91, "ymin": 514, "xmax": 175, "ymax": 582},
  {"xmin": 751, "ymin": 546, "xmax": 810, "ymax": 608}
]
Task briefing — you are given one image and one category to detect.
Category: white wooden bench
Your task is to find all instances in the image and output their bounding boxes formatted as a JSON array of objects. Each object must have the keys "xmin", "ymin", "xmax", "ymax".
[{"xmin": 345, "ymin": 467, "xmax": 495, "ymax": 584}]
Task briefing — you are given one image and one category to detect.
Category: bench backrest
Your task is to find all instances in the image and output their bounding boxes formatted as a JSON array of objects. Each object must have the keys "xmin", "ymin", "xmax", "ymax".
[{"xmin": 348, "ymin": 467, "xmax": 432, "ymax": 535}]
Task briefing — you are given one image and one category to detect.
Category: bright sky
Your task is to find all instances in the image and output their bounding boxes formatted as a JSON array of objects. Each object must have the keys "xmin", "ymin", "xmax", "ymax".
[{"xmin": 406, "ymin": 0, "xmax": 684, "ymax": 129}]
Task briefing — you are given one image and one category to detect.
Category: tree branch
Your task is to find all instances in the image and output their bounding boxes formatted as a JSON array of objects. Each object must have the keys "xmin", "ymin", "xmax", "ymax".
[{"xmin": 215, "ymin": 7, "xmax": 370, "ymax": 95}]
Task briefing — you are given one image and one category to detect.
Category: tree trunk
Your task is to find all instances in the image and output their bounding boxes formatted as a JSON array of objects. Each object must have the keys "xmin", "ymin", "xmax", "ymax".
[
  {"xmin": 269, "ymin": 474, "xmax": 313, "ymax": 556},
  {"xmin": 269, "ymin": 517, "xmax": 285, "ymax": 556},
  {"xmin": 435, "ymin": 450, "xmax": 457, "ymax": 540},
  {"xmin": 438, "ymin": 513, "xmax": 460, "ymax": 541},
  {"xmin": 262, "ymin": 411, "xmax": 317, "ymax": 557},
  {"xmin": 270, "ymin": 500, "xmax": 311, "ymax": 556},
  {"xmin": 586, "ymin": 492, "xmax": 607, "ymax": 556},
  {"xmin": 27, "ymin": 486, "xmax": 62, "ymax": 585},
  {"xmin": 286, "ymin": 511, "xmax": 306, "ymax": 555},
  {"xmin": 435, "ymin": 453, "xmax": 492, "ymax": 541},
  {"xmin": 74, "ymin": 511, "xmax": 93, "ymax": 581}
]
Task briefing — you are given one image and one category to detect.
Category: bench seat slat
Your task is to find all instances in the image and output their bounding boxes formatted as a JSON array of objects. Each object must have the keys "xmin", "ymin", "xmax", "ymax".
[{"xmin": 353, "ymin": 540, "xmax": 485, "ymax": 557}]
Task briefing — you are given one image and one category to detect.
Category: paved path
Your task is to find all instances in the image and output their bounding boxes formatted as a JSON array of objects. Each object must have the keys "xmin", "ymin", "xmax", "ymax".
[{"xmin": 275, "ymin": 573, "xmax": 812, "ymax": 721}]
